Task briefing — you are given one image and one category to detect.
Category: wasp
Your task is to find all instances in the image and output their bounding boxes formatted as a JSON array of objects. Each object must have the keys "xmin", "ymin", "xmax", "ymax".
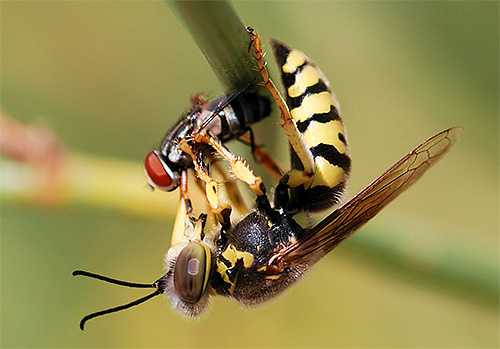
[{"xmin": 73, "ymin": 28, "xmax": 461, "ymax": 329}]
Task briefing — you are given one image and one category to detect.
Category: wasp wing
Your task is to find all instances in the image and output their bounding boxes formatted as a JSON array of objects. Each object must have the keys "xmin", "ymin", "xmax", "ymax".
[{"xmin": 269, "ymin": 127, "xmax": 462, "ymax": 269}]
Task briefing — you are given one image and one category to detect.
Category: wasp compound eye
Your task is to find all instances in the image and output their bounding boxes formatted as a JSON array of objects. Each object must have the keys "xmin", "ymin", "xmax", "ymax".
[
  {"xmin": 144, "ymin": 150, "xmax": 179, "ymax": 191},
  {"xmin": 174, "ymin": 242, "xmax": 208, "ymax": 304}
]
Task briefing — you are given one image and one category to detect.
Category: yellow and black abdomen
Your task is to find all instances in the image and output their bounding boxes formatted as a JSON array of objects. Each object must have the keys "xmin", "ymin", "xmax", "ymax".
[{"xmin": 271, "ymin": 40, "xmax": 351, "ymax": 212}]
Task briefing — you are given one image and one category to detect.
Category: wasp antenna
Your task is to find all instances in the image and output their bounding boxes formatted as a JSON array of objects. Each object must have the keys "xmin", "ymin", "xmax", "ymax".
[
  {"xmin": 79, "ymin": 290, "xmax": 161, "ymax": 330},
  {"xmin": 72, "ymin": 270, "xmax": 154, "ymax": 289}
]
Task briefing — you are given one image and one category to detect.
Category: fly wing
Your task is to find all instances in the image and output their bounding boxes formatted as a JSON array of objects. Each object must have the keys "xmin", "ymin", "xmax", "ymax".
[
  {"xmin": 269, "ymin": 127, "xmax": 462, "ymax": 270},
  {"xmin": 196, "ymin": 82, "xmax": 252, "ymax": 134}
]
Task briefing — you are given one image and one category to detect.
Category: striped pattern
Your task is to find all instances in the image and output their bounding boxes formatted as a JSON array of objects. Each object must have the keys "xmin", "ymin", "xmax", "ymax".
[{"xmin": 271, "ymin": 40, "xmax": 351, "ymax": 212}]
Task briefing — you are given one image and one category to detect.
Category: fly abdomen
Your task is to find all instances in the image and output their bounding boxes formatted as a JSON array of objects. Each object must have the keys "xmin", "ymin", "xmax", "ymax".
[
  {"xmin": 218, "ymin": 93, "xmax": 271, "ymax": 142},
  {"xmin": 271, "ymin": 40, "xmax": 351, "ymax": 212}
]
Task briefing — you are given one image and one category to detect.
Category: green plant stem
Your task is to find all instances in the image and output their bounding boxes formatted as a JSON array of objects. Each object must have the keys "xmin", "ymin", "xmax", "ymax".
[{"xmin": 167, "ymin": 0, "xmax": 257, "ymax": 90}]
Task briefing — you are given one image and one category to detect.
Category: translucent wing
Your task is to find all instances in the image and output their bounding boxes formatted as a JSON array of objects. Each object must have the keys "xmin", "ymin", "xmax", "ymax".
[
  {"xmin": 269, "ymin": 127, "xmax": 462, "ymax": 270},
  {"xmin": 196, "ymin": 82, "xmax": 252, "ymax": 134}
]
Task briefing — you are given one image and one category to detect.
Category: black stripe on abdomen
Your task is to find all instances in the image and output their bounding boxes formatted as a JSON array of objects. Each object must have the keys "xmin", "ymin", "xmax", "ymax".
[
  {"xmin": 288, "ymin": 80, "xmax": 329, "ymax": 109},
  {"xmin": 296, "ymin": 104, "xmax": 341, "ymax": 133},
  {"xmin": 311, "ymin": 143, "xmax": 351, "ymax": 174}
]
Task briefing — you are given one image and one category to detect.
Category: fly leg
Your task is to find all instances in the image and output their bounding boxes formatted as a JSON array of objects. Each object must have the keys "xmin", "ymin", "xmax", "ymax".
[
  {"xmin": 192, "ymin": 132, "xmax": 277, "ymax": 221},
  {"xmin": 178, "ymin": 140, "xmax": 233, "ymax": 230},
  {"xmin": 170, "ymin": 170, "xmax": 207, "ymax": 246}
]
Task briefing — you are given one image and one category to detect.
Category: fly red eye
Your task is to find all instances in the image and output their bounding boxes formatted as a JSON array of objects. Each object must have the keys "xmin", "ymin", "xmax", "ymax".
[{"xmin": 144, "ymin": 151, "xmax": 178, "ymax": 191}]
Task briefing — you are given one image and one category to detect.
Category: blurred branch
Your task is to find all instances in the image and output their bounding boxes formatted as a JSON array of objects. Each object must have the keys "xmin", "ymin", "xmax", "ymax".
[
  {"xmin": 0, "ymin": 111, "xmax": 64, "ymax": 206},
  {"xmin": 0, "ymin": 154, "xmax": 177, "ymax": 218},
  {"xmin": 0, "ymin": 110, "xmax": 177, "ymax": 217},
  {"xmin": 345, "ymin": 223, "xmax": 498, "ymax": 309}
]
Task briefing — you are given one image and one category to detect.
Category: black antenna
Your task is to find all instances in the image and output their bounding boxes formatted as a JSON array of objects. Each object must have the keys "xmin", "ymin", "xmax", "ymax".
[
  {"xmin": 73, "ymin": 270, "xmax": 156, "ymax": 288},
  {"xmin": 72, "ymin": 270, "xmax": 167, "ymax": 330}
]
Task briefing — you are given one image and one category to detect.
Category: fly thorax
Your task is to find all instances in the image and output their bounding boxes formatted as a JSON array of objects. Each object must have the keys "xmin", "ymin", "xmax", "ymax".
[{"xmin": 198, "ymin": 109, "xmax": 222, "ymax": 137}]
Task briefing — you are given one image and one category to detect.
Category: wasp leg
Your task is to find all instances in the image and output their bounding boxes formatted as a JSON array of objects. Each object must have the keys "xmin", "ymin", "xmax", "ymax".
[
  {"xmin": 238, "ymin": 132, "xmax": 283, "ymax": 182},
  {"xmin": 194, "ymin": 133, "xmax": 266, "ymax": 197},
  {"xmin": 247, "ymin": 26, "xmax": 315, "ymax": 189},
  {"xmin": 210, "ymin": 158, "xmax": 249, "ymax": 215},
  {"xmin": 178, "ymin": 140, "xmax": 233, "ymax": 230},
  {"xmin": 192, "ymin": 132, "xmax": 277, "ymax": 220}
]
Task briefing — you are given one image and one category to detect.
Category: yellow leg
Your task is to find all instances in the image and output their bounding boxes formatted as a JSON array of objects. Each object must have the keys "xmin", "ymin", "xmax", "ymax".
[
  {"xmin": 170, "ymin": 170, "xmax": 208, "ymax": 246},
  {"xmin": 238, "ymin": 133, "xmax": 283, "ymax": 182},
  {"xmin": 178, "ymin": 140, "xmax": 232, "ymax": 229},
  {"xmin": 193, "ymin": 133, "xmax": 267, "ymax": 198},
  {"xmin": 247, "ymin": 27, "xmax": 315, "ymax": 187},
  {"xmin": 210, "ymin": 159, "xmax": 249, "ymax": 215}
]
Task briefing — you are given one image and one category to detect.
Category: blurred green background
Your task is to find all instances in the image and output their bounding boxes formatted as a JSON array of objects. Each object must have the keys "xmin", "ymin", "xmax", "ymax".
[{"xmin": 1, "ymin": 1, "xmax": 498, "ymax": 347}]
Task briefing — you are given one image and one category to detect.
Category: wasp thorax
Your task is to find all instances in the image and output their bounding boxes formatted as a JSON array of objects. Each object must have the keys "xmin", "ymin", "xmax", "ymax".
[
  {"xmin": 144, "ymin": 150, "xmax": 179, "ymax": 191},
  {"xmin": 173, "ymin": 242, "xmax": 208, "ymax": 304}
]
